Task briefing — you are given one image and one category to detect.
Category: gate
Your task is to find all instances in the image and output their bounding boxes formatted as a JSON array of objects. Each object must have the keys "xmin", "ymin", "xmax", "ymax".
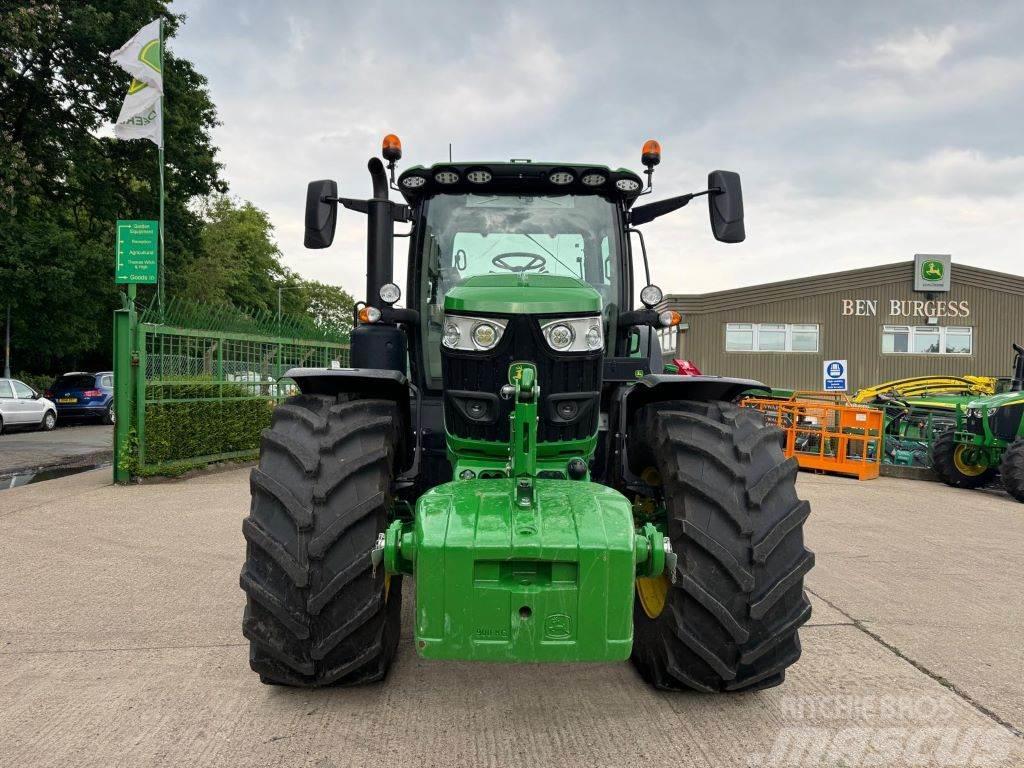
[{"xmin": 113, "ymin": 298, "xmax": 349, "ymax": 480}]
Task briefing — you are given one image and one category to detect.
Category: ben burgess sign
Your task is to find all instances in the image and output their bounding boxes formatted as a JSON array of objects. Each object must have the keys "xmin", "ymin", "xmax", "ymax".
[{"xmin": 841, "ymin": 298, "xmax": 971, "ymax": 318}]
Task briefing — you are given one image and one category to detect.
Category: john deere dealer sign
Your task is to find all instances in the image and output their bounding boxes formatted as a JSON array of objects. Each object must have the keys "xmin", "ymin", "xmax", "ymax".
[
  {"xmin": 115, "ymin": 220, "xmax": 158, "ymax": 284},
  {"xmin": 914, "ymin": 253, "xmax": 951, "ymax": 292}
]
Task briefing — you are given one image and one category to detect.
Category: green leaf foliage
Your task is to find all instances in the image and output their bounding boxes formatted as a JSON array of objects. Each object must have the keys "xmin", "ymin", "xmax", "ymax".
[
  {"xmin": 142, "ymin": 378, "xmax": 274, "ymax": 466},
  {"xmin": 1, "ymin": 4, "xmax": 353, "ymax": 379}
]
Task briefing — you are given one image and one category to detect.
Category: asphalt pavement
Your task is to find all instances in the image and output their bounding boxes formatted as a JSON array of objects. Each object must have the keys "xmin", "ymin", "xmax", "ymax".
[
  {"xmin": 0, "ymin": 423, "xmax": 112, "ymax": 476},
  {"xmin": 0, "ymin": 468, "xmax": 1021, "ymax": 767}
]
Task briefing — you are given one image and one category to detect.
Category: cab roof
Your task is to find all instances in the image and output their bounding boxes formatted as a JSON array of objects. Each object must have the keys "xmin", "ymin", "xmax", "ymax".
[{"xmin": 396, "ymin": 162, "xmax": 645, "ymax": 207}]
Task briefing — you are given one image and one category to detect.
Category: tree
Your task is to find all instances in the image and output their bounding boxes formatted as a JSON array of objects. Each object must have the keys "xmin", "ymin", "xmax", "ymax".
[
  {"xmin": 298, "ymin": 279, "xmax": 355, "ymax": 338},
  {"xmin": 0, "ymin": 1, "xmax": 224, "ymax": 372},
  {"xmin": 180, "ymin": 196, "xmax": 286, "ymax": 311},
  {"xmin": 180, "ymin": 195, "xmax": 355, "ymax": 336}
]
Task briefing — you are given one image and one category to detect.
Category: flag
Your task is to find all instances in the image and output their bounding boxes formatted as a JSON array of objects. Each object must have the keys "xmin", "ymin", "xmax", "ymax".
[
  {"xmin": 109, "ymin": 19, "xmax": 162, "ymax": 92},
  {"xmin": 114, "ymin": 79, "xmax": 163, "ymax": 147},
  {"xmin": 109, "ymin": 20, "xmax": 163, "ymax": 147}
]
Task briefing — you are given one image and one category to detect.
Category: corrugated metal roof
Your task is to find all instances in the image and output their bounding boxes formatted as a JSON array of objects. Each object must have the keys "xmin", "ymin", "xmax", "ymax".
[{"xmin": 662, "ymin": 261, "xmax": 1024, "ymax": 314}]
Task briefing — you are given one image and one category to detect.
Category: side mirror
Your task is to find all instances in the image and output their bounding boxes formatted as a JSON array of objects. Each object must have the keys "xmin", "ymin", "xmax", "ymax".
[
  {"xmin": 708, "ymin": 170, "xmax": 745, "ymax": 243},
  {"xmin": 304, "ymin": 179, "xmax": 338, "ymax": 249}
]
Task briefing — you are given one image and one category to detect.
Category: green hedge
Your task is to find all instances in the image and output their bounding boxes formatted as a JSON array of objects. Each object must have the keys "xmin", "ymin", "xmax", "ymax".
[
  {"xmin": 15, "ymin": 371, "xmax": 57, "ymax": 393},
  {"xmin": 142, "ymin": 379, "xmax": 276, "ymax": 467}
]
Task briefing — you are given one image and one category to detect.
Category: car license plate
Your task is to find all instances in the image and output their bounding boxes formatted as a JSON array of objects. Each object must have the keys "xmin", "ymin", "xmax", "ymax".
[{"xmin": 58, "ymin": 397, "xmax": 77, "ymax": 404}]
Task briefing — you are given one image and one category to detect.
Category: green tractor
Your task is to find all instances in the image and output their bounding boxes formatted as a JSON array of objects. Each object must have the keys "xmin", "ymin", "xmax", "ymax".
[
  {"xmin": 932, "ymin": 343, "xmax": 1024, "ymax": 501},
  {"xmin": 240, "ymin": 136, "xmax": 814, "ymax": 692}
]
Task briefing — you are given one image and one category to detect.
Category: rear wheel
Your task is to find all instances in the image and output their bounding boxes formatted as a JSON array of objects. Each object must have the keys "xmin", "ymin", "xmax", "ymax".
[
  {"xmin": 630, "ymin": 400, "xmax": 814, "ymax": 692},
  {"xmin": 240, "ymin": 394, "xmax": 403, "ymax": 686},
  {"xmin": 932, "ymin": 430, "xmax": 995, "ymax": 489},
  {"xmin": 103, "ymin": 403, "xmax": 115, "ymax": 425},
  {"xmin": 1000, "ymin": 440, "xmax": 1024, "ymax": 502}
]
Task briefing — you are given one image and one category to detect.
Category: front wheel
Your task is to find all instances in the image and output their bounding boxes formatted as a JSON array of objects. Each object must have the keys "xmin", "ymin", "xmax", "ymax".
[
  {"xmin": 1000, "ymin": 440, "xmax": 1024, "ymax": 502},
  {"xmin": 41, "ymin": 410, "xmax": 57, "ymax": 431},
  {"xmin": 932, "ymin": 430, "xmax": 995, "ymax": 489},
  {"xmin": 630, "ymin": 400, "xmax": 814, "ymax": 692},
  {"xmin": 240, "ymin": 394, "xmax": 403, "ymax": 686}
]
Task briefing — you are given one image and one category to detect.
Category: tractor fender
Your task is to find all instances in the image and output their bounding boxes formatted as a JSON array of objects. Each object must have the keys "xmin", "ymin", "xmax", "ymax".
[
  {"xmin": 626, "ymin": 374, "xmax": 769, "ymax": 411},
  {"xmin": 611, "ymin": 375, "xmax": 769, "ymax": 492},
  {"xmin": 285, "ymin": 367, "xmax": 417, "ymax": 473}
]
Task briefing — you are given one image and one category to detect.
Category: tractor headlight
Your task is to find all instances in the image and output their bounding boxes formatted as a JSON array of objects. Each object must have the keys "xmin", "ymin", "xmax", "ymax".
[
  {"xmin": 472, "ymin": 322, "xmax": 498, "ymax": 349},
  {"xmin": 442, "ymin": 315, "xmax": 508, "ymax": 351},
  {"xmin": 640, "ymin": 284, "xmax": 664, "ymax": 307},
  {"xmin": 548, "ymin": 324, "xmax": 575, "ymax": 350},
  {"xmin": 541, "ymin": 316, "xmax": 603, "ymax": 353},
  {"xmin": 379, "ymin": 282, "xmax": 401, "ymax": 305},
  {"xmin": 443, "ymin": 320, "xmax": 461, "ymax": 348}
]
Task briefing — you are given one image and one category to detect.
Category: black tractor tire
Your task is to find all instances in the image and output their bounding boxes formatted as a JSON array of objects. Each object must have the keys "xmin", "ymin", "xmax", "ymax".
[
  {"xmin": 932, "ymin": 430, "xmax": 996, "ymax": 489},
  {"xmin": 629, "ymin": 400, "xmax": 814, "ymax": 693},
  {"xmin": 1000, "ymin": 439, "xmax": 1024, "ymax": 502},
  {"xmin": 240, "ymin": 394, "xmax": 403, "ymax": 687}
]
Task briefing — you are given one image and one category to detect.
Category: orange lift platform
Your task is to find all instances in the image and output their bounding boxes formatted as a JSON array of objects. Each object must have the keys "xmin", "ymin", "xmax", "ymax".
[{"xmin": 741, "ymin": 392, "xmax": 884, "ymax": 480}]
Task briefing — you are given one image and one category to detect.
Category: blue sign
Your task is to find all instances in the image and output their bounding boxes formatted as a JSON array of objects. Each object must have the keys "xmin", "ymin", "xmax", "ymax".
[{"xmin": 823, "ymin": 359, "xmax": 848, "ymax": 392}]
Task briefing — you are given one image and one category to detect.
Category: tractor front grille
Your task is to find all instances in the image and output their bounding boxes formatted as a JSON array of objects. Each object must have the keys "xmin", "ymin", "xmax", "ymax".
[
  {"xmin": 441, "ymin": 314, "xmax": 602, "ymax": 443},
  {"xmin": 964, "ymin": 411, "xmax": 985, "ymax": 436},
  {"xmin": 991, "ymin": 403, "xmax": 1024, "ymax": 441}
]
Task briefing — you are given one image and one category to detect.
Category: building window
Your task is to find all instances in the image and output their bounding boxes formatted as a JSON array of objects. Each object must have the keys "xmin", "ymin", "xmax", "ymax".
[
  {"xmin": 658, "ymin": 325, "xmax": 678, "ymax": 354},
  {"xmin": 882, "ymin": 325, "xmax": 972, "ymax": 355},
  {"xmin": 725, "ymin": 323, "xmax": 819, "ymax": 353}
]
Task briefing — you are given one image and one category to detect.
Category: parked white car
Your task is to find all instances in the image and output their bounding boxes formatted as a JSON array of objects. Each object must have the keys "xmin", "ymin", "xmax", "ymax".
[{"xmin": 0, "ymin": 379, "xmax": 58, "ymax": 434}]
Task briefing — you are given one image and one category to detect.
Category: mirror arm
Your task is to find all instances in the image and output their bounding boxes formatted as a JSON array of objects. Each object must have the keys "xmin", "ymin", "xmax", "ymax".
[
  {"xmin": 333, "ymin": 197, "xmax": 367, "ymax": 214},
  {"xmin": 331, "ymin": 197, "xmax": 410, "ymax": 224},
  {"xmin": 630, "ymin": 188, "xmax": 720, "ymax": 226}
]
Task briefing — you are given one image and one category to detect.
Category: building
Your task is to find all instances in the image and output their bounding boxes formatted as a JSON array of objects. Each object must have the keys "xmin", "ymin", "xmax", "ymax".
[{"xmin": 658, "ymin": 258, "xmax": 1024, "ymax": 393}]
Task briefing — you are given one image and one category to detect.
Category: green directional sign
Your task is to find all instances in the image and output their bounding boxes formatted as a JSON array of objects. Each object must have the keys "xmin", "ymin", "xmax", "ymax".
[{"xmin": 115, "ymin": 220, "xmax": 158, "ymax": 284}]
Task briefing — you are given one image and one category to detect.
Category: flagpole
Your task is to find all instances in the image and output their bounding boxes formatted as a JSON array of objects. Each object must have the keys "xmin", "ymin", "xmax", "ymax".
[{"xmin": 158, "ymin": 16, "xmax": 166, "ymax": 322}]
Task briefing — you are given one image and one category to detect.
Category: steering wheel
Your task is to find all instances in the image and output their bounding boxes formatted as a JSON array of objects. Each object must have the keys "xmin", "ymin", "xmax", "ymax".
[{"xmin": 491, "ymin": 252, "xmax": 547, "ymax": 273}]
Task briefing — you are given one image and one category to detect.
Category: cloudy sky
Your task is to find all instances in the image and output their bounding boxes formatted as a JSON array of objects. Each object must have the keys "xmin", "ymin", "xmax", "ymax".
[{"xmin": 169, "ymin": 0, "xmax": 1024, "ymax": 299}]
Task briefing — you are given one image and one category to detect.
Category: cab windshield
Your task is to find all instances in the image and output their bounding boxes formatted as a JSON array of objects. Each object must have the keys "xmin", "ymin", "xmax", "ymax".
[{"xmin": 418, "ymin": 193, "xmax": 621, "ymax": 386}]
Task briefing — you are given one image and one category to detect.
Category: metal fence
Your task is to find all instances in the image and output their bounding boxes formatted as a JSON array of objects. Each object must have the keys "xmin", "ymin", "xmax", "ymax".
[{"xmin": 114, "ymin": 298, "xmax": 349, "ymax": 480}]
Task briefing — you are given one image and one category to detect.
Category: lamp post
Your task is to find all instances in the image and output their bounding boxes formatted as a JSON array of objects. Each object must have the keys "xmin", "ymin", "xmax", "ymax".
[
  {"xmin": 3, "ymin": 305, "xmax": 10, "ymax": 379},
  {"xmin": 276, "ymin": 285, "xmax": 303, "ymax": 330}
]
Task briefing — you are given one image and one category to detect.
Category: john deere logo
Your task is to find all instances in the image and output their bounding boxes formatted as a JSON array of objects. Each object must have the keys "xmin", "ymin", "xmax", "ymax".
[
  {"xmin": 544, "ymin": 613, "xmax": 571, "ymax": 640},
  {"xmin": 139, "ymin": 38, "xmax": 162, "ymax": 74},
  {"xmin": 922, "ymin": 260, "xmax": 944, "ymax": 282}
]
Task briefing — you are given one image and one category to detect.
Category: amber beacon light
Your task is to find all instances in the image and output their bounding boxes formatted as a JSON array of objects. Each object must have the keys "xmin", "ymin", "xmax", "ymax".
[
  {"xmin": 641, "ymin": 139, "xmax": 661, "ymax": 167},
  {"xmin": 382, "ymin": 133, "xmax": 402, "ymax": 163}
]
